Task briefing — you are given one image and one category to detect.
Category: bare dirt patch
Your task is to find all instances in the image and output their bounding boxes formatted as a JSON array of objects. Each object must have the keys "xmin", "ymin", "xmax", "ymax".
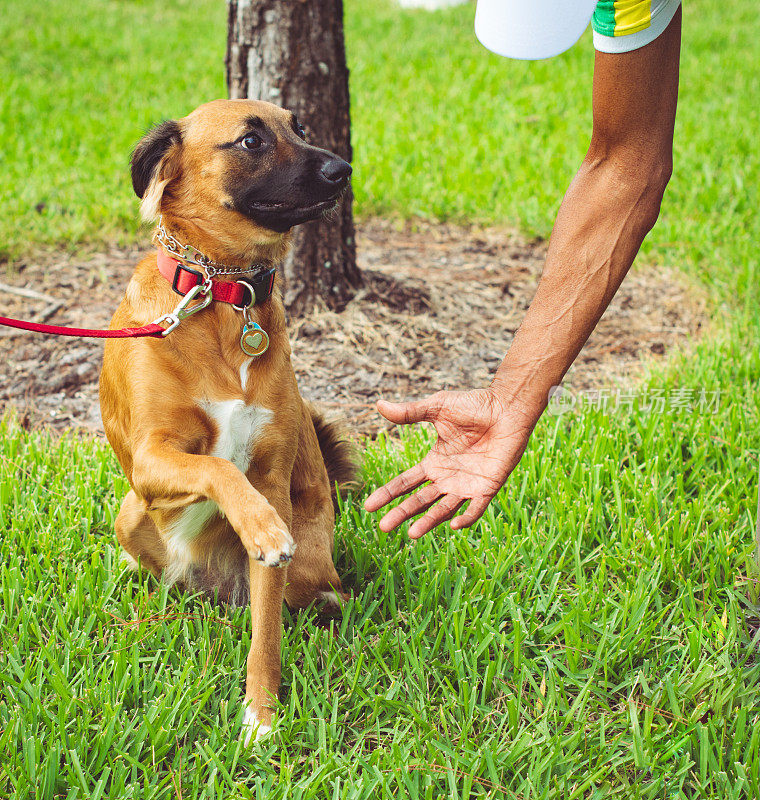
[{"xmin": 0, "ymin": 219, "xmax": 706, "ymax": 437}]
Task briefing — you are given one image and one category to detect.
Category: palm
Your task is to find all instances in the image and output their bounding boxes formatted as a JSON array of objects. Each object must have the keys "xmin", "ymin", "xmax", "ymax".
[
  {"xmin": 422, "ymin": 394, "xmax": 515, "ymax": 491},
  {"xmin": 364, "ymin": 389, "xmax": 535, "ymax": 538}
]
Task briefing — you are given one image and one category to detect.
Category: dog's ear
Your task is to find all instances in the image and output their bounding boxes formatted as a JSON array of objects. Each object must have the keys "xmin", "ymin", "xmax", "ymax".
[{"xmin": 131, "ymin": 120, "xmax": 183, "ymax": 221}]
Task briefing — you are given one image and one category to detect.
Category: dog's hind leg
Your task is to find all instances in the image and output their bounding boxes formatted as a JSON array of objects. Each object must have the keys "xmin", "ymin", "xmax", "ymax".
[
  {"xmin": 283, "ymin": 408, "xmax": 353, "ymax": 611},
  {"xmin": 284, "ymin": 496, "xmax": 344, "ymax": 610},
  {"xmin": 115, "ymin": 489, "xmax": 167, "ymax": 578}
]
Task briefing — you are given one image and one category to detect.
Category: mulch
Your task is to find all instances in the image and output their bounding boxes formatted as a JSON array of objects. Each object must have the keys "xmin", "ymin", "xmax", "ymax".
[{"xmin": 0, "ymin": 218, "xmax": 706, "ymax": 437}]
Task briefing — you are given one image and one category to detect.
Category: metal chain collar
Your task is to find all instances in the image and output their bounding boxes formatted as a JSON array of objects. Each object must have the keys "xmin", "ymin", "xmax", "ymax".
[{"xmin": 155, "ymin": 217, "xmax": 268, "ymax": 279}]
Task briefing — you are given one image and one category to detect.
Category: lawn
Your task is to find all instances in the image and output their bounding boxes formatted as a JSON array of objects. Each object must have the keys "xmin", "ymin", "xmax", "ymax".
[
  {"xmin": 1, "ymin": 0, "xmax": 759, "ymax": 798},
  {"xmin": 2, "ymin": 402, "xmax": 758, "ymax": 798}
]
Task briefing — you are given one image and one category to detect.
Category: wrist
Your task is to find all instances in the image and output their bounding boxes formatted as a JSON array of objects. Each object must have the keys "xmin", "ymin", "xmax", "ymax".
[{"xmin": 487, "ymin": 377, "xmax": 547, "ymax": 428}]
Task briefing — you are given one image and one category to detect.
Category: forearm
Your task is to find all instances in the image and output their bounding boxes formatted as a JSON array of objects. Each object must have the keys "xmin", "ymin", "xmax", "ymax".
[{"xmin": 491, "ymin": 151, "xmax": 669, "ymax": 418}]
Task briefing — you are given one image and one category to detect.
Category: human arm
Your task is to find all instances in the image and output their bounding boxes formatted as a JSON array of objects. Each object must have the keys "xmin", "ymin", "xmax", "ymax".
[{"xmin": 364, "ymin": 9, "xmax": 682, "ymax": 538}]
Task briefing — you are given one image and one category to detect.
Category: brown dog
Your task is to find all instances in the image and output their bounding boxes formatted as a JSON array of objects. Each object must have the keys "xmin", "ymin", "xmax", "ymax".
[{"xmin": 99, "ymin": 99, "xmax": 356, "ymax": 743}]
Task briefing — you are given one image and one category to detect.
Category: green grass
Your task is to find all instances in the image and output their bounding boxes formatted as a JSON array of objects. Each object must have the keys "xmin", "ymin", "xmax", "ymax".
[
  {"xmin": 2, "ymin": 0, "xmax": 760, "ymax": 797},
  {"xmin": 0, "ymin": 0, "xmax": 227, "ymax": 257},
  {"xmin": 2, "ymin": 373, "xmax": 759, "ymax": 798}
]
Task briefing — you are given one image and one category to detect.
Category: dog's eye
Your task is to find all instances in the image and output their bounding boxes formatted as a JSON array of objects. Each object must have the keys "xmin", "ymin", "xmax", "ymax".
[
  {"xmin": 296, "ymin": 124, "xmax": 306, "ymax": 141},
  {"xmin": 240, "ymin": 133, "xmax": 263, "ymax": 150}
]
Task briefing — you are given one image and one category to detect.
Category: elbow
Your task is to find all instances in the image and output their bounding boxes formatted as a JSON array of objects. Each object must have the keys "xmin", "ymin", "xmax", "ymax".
[
  {"xmin": 586, "ymin": 144, "xmax": 673, "ymax": 236},
  {"xmin": 130, "ymin": 451, "xmax": 160, "ymax": 505},
  {"xmin": 637, "ymin": 159, "xmax": 672, "ymax": 235},
  {"xmin": 643, "ymin": 153, "xmax": 672, "ymax": 204}
]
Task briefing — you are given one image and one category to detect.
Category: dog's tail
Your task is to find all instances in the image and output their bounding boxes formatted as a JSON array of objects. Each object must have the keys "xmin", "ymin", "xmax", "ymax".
[{"xmin": 308, "ymin": 406, "xmax": 361, "ymax": 505}]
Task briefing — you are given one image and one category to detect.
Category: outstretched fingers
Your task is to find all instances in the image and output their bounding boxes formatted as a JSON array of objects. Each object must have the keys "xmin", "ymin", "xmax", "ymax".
[
  {"xmin": 408, "ymin": 494, "xmax": 466, "ymax": 540},
  {"xmin": 451, "ymin": 496, "xmax": 492, "ymax": 531},
  {"xmin": 364, "ymin": 463, "xmax": 426, "ymax": 513},
  {"xmin": 378, "ymin": 483, "xmax": 441, "ymax": 532}
]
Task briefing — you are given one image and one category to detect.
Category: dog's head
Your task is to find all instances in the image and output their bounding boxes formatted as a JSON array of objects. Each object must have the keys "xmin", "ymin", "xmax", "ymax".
[{"xmin": 131, "ymin": 99, "xmax": 352, "ymax": 238}]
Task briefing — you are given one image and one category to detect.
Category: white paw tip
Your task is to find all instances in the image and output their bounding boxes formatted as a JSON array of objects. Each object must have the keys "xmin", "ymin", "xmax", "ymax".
[
  {"xmin": 263, "ymin": 539, "xmax": 296, "ymax": 568},
  {"xmin": 319, "ymin": 590, "xmax": 343, "ymax": 607},
  {"xmin": 242, "ymin": 707, "xmax": 272, "ymax": 744},
  {"xmin": 120, "ymin": 550, "xmax": 139, "ymax": 570}
]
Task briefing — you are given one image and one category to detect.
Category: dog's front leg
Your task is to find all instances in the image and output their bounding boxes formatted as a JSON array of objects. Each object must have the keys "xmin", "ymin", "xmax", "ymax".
[
  {"xmin": 242, "ymin": 559, "xmax": 288, "ymax": 743},
  {"xmin": 134, "ymin": 437, "xmax": 293, "ymax": 742},
  {"xmin": 132, "ymin": 437, "xmax": 295, "ymax": 566}
]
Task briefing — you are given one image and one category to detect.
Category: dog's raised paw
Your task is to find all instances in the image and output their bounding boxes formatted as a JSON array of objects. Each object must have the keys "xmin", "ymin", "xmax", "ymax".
[
  {"xmin": 255, "ymin": 538, "xmax": 296, "ymax": 567},
  {"xmin": 254, "ymin": 518, "xmax": 296, "ymax": 567},
  {"xmin": 261, "ymin": 539, "xmax": 296, "ymax": 567},
  {"xmin": 242, "ymin": 706, "xmax": 272, "ymax": 745}
]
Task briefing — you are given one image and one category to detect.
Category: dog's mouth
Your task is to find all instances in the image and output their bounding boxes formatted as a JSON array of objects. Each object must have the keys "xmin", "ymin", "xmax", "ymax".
[
  {"xmin": 247, "ymin": 197, "xmax": 338, "ymax": 214},
  {"xmin": 242, "ymin": 190, "xmax": 344, "ymax": 233}
]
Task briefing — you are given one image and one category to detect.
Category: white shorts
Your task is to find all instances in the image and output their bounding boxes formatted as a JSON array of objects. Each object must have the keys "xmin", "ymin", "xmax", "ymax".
[{"xmin": 592, "ymin": 0, "xmax": 682, "ymax": 53}]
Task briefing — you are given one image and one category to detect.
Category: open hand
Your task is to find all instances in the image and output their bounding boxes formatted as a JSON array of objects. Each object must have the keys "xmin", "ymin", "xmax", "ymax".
[{"xmin": 364, "ymin": 388, "xmax": 538, "ymax": 538}]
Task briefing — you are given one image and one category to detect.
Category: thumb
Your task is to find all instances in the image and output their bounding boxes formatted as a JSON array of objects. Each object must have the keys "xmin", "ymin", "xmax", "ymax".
[{"xmin": 376, "ymin": 393, "xmax": 443, "ymax": 426}]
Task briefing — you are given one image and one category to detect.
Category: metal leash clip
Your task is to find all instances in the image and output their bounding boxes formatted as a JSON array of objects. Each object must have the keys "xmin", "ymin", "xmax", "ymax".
[{"xmin": 154, "ymin": 282, "xmax": 213, "ymax": 336}]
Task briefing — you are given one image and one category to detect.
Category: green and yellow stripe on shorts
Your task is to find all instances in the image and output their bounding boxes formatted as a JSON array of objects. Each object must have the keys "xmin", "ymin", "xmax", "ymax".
[{"xmin": 592, "ymin": 0, "xmax": 681, "ymax": 53}]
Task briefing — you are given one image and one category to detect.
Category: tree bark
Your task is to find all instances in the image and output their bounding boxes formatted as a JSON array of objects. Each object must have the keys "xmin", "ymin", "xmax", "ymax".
[{"xmin": 226, "ymin": 0, "xmax": 361, "ymax": 316}]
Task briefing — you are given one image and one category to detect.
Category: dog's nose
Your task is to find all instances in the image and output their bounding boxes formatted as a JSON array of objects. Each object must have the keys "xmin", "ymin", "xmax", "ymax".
[{"xmin": 320, "ymin": 158, "xmax": 352, "ymax": 185}]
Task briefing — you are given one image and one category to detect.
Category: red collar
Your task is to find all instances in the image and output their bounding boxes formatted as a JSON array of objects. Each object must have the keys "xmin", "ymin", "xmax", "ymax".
[{"xmin": 156, "ymin": 248, "xmax": 276, "ymax": 308}]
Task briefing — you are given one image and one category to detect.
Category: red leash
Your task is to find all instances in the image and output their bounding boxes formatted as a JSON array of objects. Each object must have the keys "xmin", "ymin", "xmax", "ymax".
[{"xmin": 0, "ymin": 316, "xmax": 165, "ymax": 338}]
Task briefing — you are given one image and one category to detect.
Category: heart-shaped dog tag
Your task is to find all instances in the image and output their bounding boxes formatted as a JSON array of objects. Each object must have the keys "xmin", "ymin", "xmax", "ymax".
[{"xmin": 240, "ymin": 323, "xmax": 269, "ymax": 357}]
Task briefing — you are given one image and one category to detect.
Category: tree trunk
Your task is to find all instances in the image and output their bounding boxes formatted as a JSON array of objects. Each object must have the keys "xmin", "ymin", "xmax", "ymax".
[{"xmin": 226, "ymin": 0, "xmax": 361, "ymax": 316}]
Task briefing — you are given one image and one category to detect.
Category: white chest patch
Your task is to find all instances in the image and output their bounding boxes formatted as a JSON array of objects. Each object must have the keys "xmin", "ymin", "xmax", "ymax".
[
  {"xmin": 202, "ymin": 399, "xmax": 273, "ymax": 472},
  {"xmin": 162, "ymin": 399, "xmax": 273, "ymax": 585}
]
